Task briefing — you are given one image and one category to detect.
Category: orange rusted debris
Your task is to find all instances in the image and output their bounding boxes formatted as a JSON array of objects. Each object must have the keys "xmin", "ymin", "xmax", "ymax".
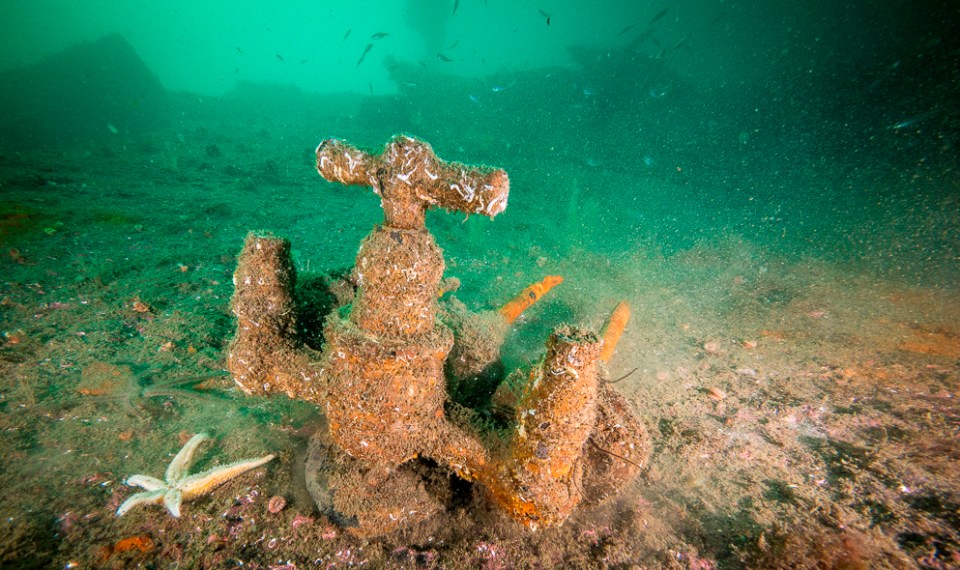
[
  {"xmin": 492, "ymin": 327, "xmax": 602, "ymax": 527},
  {"xmin": 227, "ymin": 134, "xmax": 646, "ymax": 536},
  {"xmin": 498, "ymin": 275, "xmax": 564, "ymax": 323},
  {"xmin": 443, "ymin": 275, "xmax": 563, "ymax": 409},
  {"xmin": 113, "ymin": 535, "xmax": 154, "ymax": 554},
  {"xmin": 599, "ymin": 300, "xmax": 631, "ymax": 364},
  {"xmin": 98, "ymin": 534, "xmax": 154, "ymax": 562}
]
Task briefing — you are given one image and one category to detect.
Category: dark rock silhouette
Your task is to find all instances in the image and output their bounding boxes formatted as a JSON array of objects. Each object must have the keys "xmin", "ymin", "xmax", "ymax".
[{"xmin": 0, "ymin": 34, "xmax": 170, "ymax": 149}]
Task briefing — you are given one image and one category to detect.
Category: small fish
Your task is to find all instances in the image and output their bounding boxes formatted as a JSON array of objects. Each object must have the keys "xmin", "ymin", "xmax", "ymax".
[
  {"xmin": 300, "ymin": 58, "xmax": 309, "ymax": 64},
  {"xmin": 236, "ymin": 46, "xmax": 244, "ymax": 54},
  {"xmin": 343, "ymin": 29, "xmax": 352, "ymax": 41},
  {"xmin": 618, "ymin": 24, "xmax": 635, "ymax": 36},
  {"xmin": 356, "ymin": 43, "xmax": 373, "ymax": 67},
  {"xmin": 436, "ymin": 53, "xmax": 453, "ymax": 62},
  {"xmin": 447, "ymin": 40, "xmax": 459, "ymax": 50},
  {"xmin": 649, "ymin": 8, "xmax": 668, "ymax": 25},
  {"xmin": 888, "ymin": 109, "xmax": 939, "ymax": 130},
  {"xmin": 275, "ymin": 54, "xmax": 285, "ymax": 62},
  {"xmin": 888, "ymin": 118, "xmax": 916, "ymax": 130},
  {"xmin": 371, "ymin": 32, "xmax": 389, "ymax": 40},
  {"xmin": 453, "ymin": 0, "xmax": 459, "ymax": 16},
  {"xmin": 469, "ymin": 94, "xmax": 480, "ymax": 104},
  {"xmin": 672, "ymin": 35, "xmax": 689, "ymax": 50},
  {"xmin": 539, "ymin": 8, "xmax": 551, "ymax": 25}
]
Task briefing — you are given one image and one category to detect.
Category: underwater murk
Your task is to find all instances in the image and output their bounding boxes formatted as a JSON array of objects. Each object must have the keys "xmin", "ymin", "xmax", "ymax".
[{"xmin": 0, "ymin": 1, "xmax": 957, "ymax": 569}]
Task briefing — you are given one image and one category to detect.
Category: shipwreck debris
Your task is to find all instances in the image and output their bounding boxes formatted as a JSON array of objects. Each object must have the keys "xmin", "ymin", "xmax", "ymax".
[{"xmin": 227, "ymin": 134, "xmax": 647, "ymax": 535}]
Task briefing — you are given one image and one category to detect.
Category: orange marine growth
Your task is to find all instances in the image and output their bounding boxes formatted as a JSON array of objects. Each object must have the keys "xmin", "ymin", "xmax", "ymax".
[
  {"xmin": 599, "ymin": 300, "xmax": 631, "ymax": 363},
  {"xmin": 498, "ymin": 275, "xmax": 564, "ymax": 323}
]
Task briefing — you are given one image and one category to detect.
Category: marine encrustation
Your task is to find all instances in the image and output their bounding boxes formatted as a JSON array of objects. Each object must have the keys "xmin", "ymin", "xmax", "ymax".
[{"xmin": 227, "ymin": 135, "xmax": 646, "ymax": 535}]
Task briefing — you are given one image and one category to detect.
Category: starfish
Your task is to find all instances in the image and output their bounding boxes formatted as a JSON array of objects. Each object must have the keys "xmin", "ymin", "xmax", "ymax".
[{"xmin": 116, "ymin": 432, "xmax": 274, "ymax": 518}]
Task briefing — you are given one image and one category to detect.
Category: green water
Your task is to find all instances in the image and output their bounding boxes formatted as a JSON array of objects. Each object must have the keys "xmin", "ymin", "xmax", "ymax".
[{"xmin": 0, "ymin": 1, "xmax": 957, "ymax": 568}]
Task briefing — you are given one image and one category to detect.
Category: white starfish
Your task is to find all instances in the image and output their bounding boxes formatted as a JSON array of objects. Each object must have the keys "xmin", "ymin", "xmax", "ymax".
[{"xmin": 116, "ymin": 432, "xmax": 275, "ymax": 518}]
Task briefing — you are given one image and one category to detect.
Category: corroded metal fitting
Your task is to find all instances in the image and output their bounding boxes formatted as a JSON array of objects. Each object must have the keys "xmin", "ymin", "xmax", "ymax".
[{"xmin": 316, "ymin": 135, "xmax": 509, "ymax": 229}]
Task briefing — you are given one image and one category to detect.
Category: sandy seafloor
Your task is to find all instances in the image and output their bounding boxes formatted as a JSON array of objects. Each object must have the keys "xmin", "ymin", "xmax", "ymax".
[{"xmin": 0, "ymin": 111, "xmax": 958, "ymax": 569}]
